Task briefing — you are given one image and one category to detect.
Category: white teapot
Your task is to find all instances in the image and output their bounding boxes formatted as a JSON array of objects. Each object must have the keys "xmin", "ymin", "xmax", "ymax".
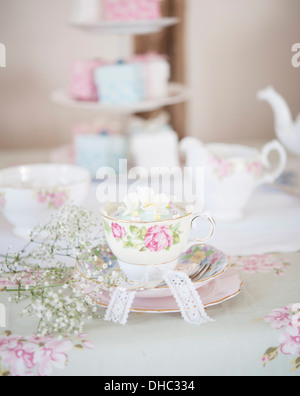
[
  {"xmin": 180, "ymin": 138, "xmax": 287, "ymax": 222},
  {"xmin": 258, "ymin": 87, "xmax": 300, "ymax": 157}
]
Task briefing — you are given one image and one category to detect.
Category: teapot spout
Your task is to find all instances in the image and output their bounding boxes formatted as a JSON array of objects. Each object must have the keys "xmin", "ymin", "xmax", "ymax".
[{"xmin": 257, "ymin": 86, "xmax": 293, "ymax": 133}]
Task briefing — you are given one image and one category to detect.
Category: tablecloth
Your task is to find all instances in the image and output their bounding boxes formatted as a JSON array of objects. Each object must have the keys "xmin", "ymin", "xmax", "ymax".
[
  {"xmin": 0, "ymin": 250, "xmax": 299, "ymax": 376},
  {"xmin": 0, "ymin": 150, "xmax": 299, "ymax": 377}
]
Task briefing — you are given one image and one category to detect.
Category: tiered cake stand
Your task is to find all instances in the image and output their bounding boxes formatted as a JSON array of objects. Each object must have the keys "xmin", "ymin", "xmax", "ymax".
[
  {"xmin": 69, "ymin": 17, "xmax": 179, "ymax": 35},
  {"xmin": 50, "ymin": 18, "xmax": 190, "ymax": 165}
]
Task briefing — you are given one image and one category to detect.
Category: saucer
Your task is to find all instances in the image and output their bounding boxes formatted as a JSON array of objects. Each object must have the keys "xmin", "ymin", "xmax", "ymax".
[
  {"xmin": 74, "ymin": 244, "xmax": 229, "ymax": 299},
  {"xmin": 94, "ymin": 268, "xmax": 243, "ymax": 314},
  {"xmin": 275, "ymin": 171, "xmax": 300, "ymax": 197}
]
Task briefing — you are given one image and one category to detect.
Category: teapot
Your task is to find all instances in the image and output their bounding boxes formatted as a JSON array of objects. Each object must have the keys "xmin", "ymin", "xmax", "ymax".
[
  {"xmin": 258, "ymin": 86, "xmax": 300, "ymax": 157},
  {"xmin": 180, "ymin": 138, "xmax": 287, "ymax": 222}
]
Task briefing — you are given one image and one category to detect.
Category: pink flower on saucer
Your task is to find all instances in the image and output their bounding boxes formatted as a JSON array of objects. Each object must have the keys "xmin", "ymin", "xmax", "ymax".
[
  {"xmin": 144, "ymin": 225, "xmax": 173, "ymax": 252},
  {"xmin": 111, "ymin": 223, "xmax": 126, "ymax": 239}
]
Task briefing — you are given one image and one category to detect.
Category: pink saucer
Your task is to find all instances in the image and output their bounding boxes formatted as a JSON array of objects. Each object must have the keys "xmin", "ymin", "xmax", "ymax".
[
  {"xmin": 75, "ymin": 244, "xmax": 229, "ymax": 299},
  {"xmin": 96, "ymin": 268, "xmax": 243, "ymax": 314}
]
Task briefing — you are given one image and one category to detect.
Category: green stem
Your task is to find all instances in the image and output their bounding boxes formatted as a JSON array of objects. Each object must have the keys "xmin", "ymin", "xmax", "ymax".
[{"xmin": 5, "ymin": 283, "xmax": 67, "ymax": 293}]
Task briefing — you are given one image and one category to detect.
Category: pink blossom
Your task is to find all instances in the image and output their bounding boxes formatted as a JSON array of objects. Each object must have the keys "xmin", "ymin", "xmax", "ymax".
[
  {"xmin": 111, "ymin": 223, "xmax": 126, "ymax": 239},
  {"xmin": 247, "ymin": 161, "xmax": 263, "ymax": 178},
  {"xmin": 0, "ymin": 271, "xmax": 44, "ymax": 289},
  {"xmin": 0, "ymin": 333, "xmax": 94, "ymax": 376},
  {"xmin": 77, "ymin": 333, "xmax": 89, "ymax": 339},
  {"xmin": 279, "ymin": 326, "xmax": 300, "ymax": 356},
  {"xmin": 37, "ymin": 192, "xmax": 47, "ymax": 204},
  {"xmin": 0, "ymin": 337, "xmax": 38, "ymax": 376},
  {"xmin": 210, "ymin": 157, "xmax": 235, "ymax": 179},
  {"xmin": 37, "ymin": 190, "xmax": 68, "ymax": 209},
  {"xmin": 33, "ymin": 338, "xmax": 73, "ymax": 377},
  {"xmin": 49, "ymin": 191, "xmax": 68, "ymax": 209},
  {"xmin": 228, "ymin": 254, "xmax": 289, "ymax": 275},
  {"xmin": 77, "ymin": 334, "xmax": 95, "ymax": 349},
  {"xmin": 264, "ymin": 306, "xmax": 293, "ymax": 330},
  {"xmin": 0, "ymin": 335, "xmax": 23, "ymax": 350},
  {"xmin": 81, "ymin": 340, "xmax": 95, "ymax": 350},
  {"xmin": 144, "ymin": 225, "xmax": 173, "ymax": 252}
]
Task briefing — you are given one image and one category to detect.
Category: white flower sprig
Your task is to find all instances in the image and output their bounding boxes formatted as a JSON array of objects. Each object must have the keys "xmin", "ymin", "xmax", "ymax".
[{"xmin": 0, "ymin": 205, "xmax": 117, "ymax": 337}]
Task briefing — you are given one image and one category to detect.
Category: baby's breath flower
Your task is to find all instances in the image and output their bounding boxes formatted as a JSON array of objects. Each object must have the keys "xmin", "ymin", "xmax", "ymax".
[{"xmin": 0, "ymin": 205, "xmax": 108, "ymax": 336}]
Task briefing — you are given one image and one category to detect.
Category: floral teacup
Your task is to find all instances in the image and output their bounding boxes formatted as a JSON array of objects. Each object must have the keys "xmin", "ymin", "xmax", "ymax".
[{"xmin": 100, "ymin": 203, "xmax": 216, "ymax": 285}]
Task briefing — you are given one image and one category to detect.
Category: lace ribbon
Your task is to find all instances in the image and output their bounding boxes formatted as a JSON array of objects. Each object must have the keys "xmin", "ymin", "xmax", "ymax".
[
  {"xmin": 104, "ymin": 288, "xmax": 137, "ymax": 325},
  {"xmin": 104, "ymin": 271, "xmax": 214, "ymax": 326},
  {"xmin": 163, "ymin": 271, "xmax": 215, "ymax": 325}
]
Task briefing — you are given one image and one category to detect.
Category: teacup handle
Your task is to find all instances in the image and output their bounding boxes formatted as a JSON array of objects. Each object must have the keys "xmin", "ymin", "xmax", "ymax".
[
  {"xmin": 261, "ymin": 140, "xmax": 287, "ymax": 184},
  {"xmin": 185, "ymin": 213, "xmax": 216, "ymax": 251}
]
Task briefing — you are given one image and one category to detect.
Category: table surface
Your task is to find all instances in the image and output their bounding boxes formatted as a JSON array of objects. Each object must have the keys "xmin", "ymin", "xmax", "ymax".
[{"xmin": 0, "ymin": 149, "xmax": 299, "ymax": 377}]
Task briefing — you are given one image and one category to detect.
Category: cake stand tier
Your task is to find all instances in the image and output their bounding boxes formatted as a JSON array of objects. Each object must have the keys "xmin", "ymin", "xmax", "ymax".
[
  {"xmin": 51, "ymin": 83, "xmax": 190, "ymax": 114},
  {"xmin": 69, "ymin": 17, "xmax": 179, "ymax": 36}
]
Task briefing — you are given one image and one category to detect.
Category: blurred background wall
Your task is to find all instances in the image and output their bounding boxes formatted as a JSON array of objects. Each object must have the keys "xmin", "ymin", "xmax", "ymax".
[
  {"xmin": 186, "ymin": 0, "xmax": 300, "ymax": 143},
  {"xmin": 0, "ymin": 0, "xmax": 300, "ymax": 150},
  {"xmin": 0, "ymin": 0, "xmax": 133, "ymax": 149}
]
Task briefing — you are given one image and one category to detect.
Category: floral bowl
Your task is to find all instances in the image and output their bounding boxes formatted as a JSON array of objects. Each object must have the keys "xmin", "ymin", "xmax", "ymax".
[
  {"xmin": 0, "ymin": 164, "xmax": 91, "ymax": 239},
  {"xmin": 100, "ymin": 202, "xmax": 215, "ymax": 284}
]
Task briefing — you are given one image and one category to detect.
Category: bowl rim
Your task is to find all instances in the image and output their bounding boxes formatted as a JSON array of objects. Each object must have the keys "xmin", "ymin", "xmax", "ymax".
[{"xmin": 0, "ymin": 163, "xmax": 91, "ymax": 191}]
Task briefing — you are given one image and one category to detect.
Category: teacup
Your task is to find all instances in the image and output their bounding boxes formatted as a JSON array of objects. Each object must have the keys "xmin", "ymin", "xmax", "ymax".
[{"xmin": 100, "ymin": 203, "xmax": 215, "ymax": 285}]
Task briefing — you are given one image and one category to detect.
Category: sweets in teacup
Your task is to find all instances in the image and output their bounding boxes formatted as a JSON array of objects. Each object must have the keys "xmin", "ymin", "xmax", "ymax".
[
  {"xmin": 100, "ymin": 187, "xmax": 215, "ymax": 283},
  {"xmin": 106, "ymin": 187, "xmax": 187, "ymax": 222}
]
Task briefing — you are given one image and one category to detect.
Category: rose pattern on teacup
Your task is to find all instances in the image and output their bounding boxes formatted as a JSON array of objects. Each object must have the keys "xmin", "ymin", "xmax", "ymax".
[
  {"xmin": 111, "ymin": 223, "xmax": 126, "ymax": 240},
  {"xmin": 0, "ymin": 192, "xmax": 6, "ymax": 209},
  {"xmin": 144, "ymin": 225, "xmax": 174, "ymax": 252},
  {"xmin": 210, "ymin": 156, "xmax": 265, "ymax": 181},
  {"xmin": 37, "ymin": 189, "xmax": 69, "ymax": 209},
  {"xmin": 246, "ymin": 161, "xmax": 264, "ymax": 179},
  {"xmin": 209, "ymin": 156, "xmax": 236, "ymax": 180},
  {"xmin": 104, "ymin": 220, "xmax": 183, "ymax": 253},
  {"xmin": 101, "ymin": 188, "xmax": 215, "ymax": 282}
]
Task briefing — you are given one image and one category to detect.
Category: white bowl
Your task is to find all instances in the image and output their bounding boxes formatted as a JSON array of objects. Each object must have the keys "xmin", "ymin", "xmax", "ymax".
[{"xmin": 0, "ymin": 164, "xmax": 91, "ymax": 239}]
